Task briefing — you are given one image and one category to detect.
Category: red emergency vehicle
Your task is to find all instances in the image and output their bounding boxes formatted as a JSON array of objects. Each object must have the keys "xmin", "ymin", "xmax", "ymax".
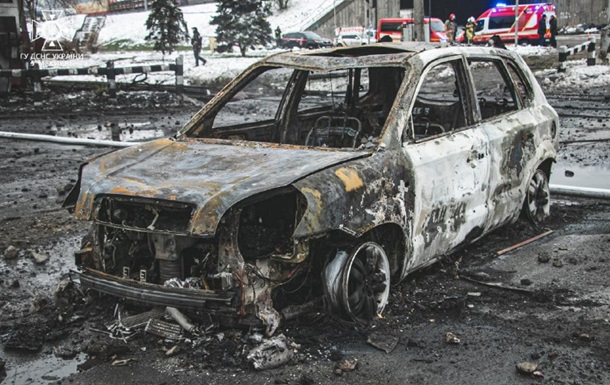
[
  {"xmin": 462, "ymin": 3, "xmax": 556, "ymax": 45},
  {"xmin": 376, "ymin": 17, "xmax": 448, "ymax": 43}
]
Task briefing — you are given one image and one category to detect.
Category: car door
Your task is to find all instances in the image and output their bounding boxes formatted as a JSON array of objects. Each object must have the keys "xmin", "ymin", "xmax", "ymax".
[
  {"xmin": 466, "ymin": 56, "xmax": 540, "ymax": 230},
  {"xmin": 403, "ymin": 56, "xmax": 491, "ymax": 271}
]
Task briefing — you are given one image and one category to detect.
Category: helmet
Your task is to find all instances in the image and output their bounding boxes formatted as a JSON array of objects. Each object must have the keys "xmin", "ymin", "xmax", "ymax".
[
  {"xmin": 450, "ymin": 13, "xmax": 456, "ymax": 20},
  {"xmin": 468, "ymin": 16, "xmax": 475, "ymax": 23}
]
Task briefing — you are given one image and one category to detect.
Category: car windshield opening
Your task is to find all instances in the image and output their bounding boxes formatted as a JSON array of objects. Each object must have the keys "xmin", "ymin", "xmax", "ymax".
[{"xmin": 187, "ymin": 65, "xmax": 406, "ymax": 150}]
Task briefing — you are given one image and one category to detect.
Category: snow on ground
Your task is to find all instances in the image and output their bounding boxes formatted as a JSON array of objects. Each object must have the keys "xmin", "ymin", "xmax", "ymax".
[
  {"xmin": 536, "ymin": 60, "xmax": 610, "ymax": 92},
  {"xmin": 41, "ymin": 42, "xmax": 609, "ymax": 89},
  {"xmin": 63, "ymin": 0, "xmax": 342, "ymax": 49},
  {"xmin": 43, "ymin": 50, "xmax": 264, "ymax": 85}
]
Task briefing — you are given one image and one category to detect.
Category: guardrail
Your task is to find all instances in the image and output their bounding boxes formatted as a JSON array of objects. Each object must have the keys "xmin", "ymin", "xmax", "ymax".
[
  {"xmin": 557, "ymin": 37, "xmax": 596, "ymax": 72},
  {"xmin": 0, "ymin": 56, "xmax": 184, "ymax": 96}
]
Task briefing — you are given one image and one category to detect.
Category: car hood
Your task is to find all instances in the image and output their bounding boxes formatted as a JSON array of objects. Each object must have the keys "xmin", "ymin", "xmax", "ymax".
[{"xmin": 73, "ymin": 138, "xmax": 369, "ymax": 236}]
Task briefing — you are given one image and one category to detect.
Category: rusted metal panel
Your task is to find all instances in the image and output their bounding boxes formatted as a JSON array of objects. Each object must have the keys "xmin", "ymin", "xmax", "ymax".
[
  {"xmin": 293, "ymin": 150, "xmax": 412, "ymax": 240},
  {"xmin": 74, "ymin": 138, "xmax": 369, "ymax": 236}
]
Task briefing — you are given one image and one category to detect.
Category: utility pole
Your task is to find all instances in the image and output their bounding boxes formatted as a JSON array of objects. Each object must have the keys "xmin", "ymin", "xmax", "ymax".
[
  {"xmin": 514, "ymin": 0, "xmax": 519, "ymax": 46},
  {"xmin": 333, "ymin": 0, "xmax": 337, "ymax": 32},
  {"xmin": 428, "ymin": 0, "xmax": 432, "ymax": 41},
  {"xmin": 414, "ymin": 0, "xmax": 424, "ymax": 42}
]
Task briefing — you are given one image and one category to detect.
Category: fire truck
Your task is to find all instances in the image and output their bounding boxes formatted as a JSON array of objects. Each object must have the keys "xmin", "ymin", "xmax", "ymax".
[{"xmin": 463, "ymin": 3, "xmax": 557, "ymax": 45}]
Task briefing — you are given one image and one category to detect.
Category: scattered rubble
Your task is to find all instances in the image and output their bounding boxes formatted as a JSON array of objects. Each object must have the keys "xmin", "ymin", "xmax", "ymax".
[
  {"xmin": 30, "ymin": 250, "xmax": 49, "ymax": 264},
  {"xmin": 538, "ymin": 251, "xmax": 551, "ymax": 263},
  {"xmin": 552, "ymin": 259, "xmax": 564, "ymax": 268},
  {"xmin": 3, "ymin": 245, "xmax": 18, "ymax": 260},
  {"xmin": 444, "ymin": 332, "xmax": 461, "ymax": 345},
  {"xmin": 334, "ymin": 357, "xmax": 358, "ymax": 375},
  {"xmin": 516, "ymin": 361, "xmax": 538, "ymax": 374},
  {"xmin": 247, "ymin": 334, "xmax": 297, "ymax": 370},
  {"xmin": 367, "ymin": 331, "xmax": 400, "ymax": 353}
]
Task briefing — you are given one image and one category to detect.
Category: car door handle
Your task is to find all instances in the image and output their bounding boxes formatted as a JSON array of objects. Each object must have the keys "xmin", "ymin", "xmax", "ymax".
[{"xmin": 467, "ymin": 150, "xmax": 485, "ymax": 163}]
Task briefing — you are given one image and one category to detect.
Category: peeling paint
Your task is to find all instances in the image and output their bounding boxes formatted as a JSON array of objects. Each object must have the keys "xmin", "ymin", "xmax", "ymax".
[{"xmin": 335, "ymin": 167, "xmax": 364, "ymax": 192}]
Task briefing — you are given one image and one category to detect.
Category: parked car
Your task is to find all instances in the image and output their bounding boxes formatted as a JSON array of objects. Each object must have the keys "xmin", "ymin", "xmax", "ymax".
[
  {"xmin": 334, "ymin": 27, "xmax": 376, "ymax": 46},
  {"xmin": 65, "ymin": 43, "xmax": 559, "ymax": 333},
  {"xmin": 279, "ymin": 31, "xmax": 333, "ymax": 49}
]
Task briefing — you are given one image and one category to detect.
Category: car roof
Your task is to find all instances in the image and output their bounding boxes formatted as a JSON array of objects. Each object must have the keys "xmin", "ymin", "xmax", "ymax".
[{"xmin": 263, "ymin": 43, "xmax": 520, "ymax": 71}]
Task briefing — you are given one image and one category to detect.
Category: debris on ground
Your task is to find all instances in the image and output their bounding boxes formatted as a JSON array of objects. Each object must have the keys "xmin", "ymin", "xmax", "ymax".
[
  {"xmin": 553, "ymin": 259, "xmax": 564, "ymax": 268},
  {"xmin": 111, "ymin": 358, "xmax": 137, "ymax": 366},
  {"xmin": 247, "ymin": 334, "xmax": 297, "ymax": 370},
  {"xmin": 165, "ymin": 306, "xmax": 197, "ymax": 334},
  {"xmin": 164, "ymin": 345, "xmax": 181, "ymax": 357},
  {"xmin": 334, "ymin": 357, "xmax": 358, "ymax": 375},
  {"xmin": 29, "ymin": 250, "xmax": 49, "ymax": 264},
  {"xmin": 444, "ymin": 332, "xmax": 461, "ymax": 344},
  {"xmin": 538, "ymin": 251, "xmax": 551, "ymax": 263},
  {"xmin": 516, "ymin": 361, "xmax": 538, "ymax": 375},
  {"xmin": 3, "ymin": 245, "xmax": 18, "ymax": 260},
  {"xmin": 145, "ymin": 319, "xmax": 183, "ymax": 341},
  {"xmin": 367, "ymin": 331, "xmax": 400, "ymax": 353}
]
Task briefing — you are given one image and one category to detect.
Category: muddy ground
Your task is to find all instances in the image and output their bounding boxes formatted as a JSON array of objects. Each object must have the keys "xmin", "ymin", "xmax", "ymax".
[{"xmin": 1, "ymin": 49, "xmax": 609, "ymax": 385}]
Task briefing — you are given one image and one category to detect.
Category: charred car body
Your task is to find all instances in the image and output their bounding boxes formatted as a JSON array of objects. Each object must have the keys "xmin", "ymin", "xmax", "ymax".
[{"xmin": 65, "ymin": 43, "xmax": 558, "ymax": 333}]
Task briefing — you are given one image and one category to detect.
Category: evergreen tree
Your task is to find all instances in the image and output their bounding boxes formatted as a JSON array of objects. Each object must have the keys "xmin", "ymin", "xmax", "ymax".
[
  {"xmin": 145, "ymin": 0, "xmax": 189, "ymax": 55},
  {"xmin": 211, "ymin": 0, "xmax": 272, "ymax": 57}
]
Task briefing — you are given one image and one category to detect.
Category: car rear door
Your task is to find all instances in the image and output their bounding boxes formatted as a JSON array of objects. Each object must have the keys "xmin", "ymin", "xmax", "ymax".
[
  {"xmin": 465, "ymin": 56, "xmax": 540, "ymax": 230},
  {"xmin": 403, "ymin": 56, "xmax": 491, "ymax": 271}
]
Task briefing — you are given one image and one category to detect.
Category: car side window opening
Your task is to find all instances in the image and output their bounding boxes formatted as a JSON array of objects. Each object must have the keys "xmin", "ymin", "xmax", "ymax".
[
  {"xmin": 468, "ymin": 59, "xmax": 518, "ymax": 120},
  {"xmin": 189, "ymin": 65, "xmax": 405, "ymax": 150},
  {"xmin": 410, "ymin": 60, "xmax": 468, "ymax": 141},
  {"xmin": 506, "ymin": 62, "xmax": 533, "ymax": 107}
]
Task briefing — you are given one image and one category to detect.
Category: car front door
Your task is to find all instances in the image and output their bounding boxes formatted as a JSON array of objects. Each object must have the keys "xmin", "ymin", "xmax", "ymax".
[{"xmin": 403, "ymin": 57, "xmax": 491, "ymax": 271}]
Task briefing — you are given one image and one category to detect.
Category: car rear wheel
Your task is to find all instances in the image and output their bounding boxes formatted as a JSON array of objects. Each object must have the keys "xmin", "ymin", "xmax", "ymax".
[
  {"xmin": 324, "ymin": 242, "xmax": 390, "ymax": 323},
  {"xmin": 523, "ymin": 168, "xmax": 551, "ymax": 224}
]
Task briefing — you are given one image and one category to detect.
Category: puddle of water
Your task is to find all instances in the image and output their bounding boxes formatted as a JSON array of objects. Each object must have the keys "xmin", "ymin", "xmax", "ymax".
[
  {"xmin": 0, "ymin": 236, "xmax": 85, "ymax": 385},
  {"xmin": 54, "ymin": 122, "xmax": 167, "ymax": 143},
  {"xmin": 0, "ymin": 352, "xmax": 85, "ymax": 385},
  {"xmin": 552, "ymin": 163, "xmax": 610, "ymax": 190}
]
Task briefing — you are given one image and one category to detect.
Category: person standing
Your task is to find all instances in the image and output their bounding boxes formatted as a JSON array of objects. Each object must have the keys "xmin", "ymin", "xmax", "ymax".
[
  {"xmin": 445, "ymin": 13, "xmax": 457, "ymax": 43},
  {"xmin": 465, "ymin": 16, "xmax": 476, "ymax": 45},
  {"xmin": 191, "ymin": 27, "xmax": 206, "ymax": 66},
  {"xmin": 538, "ymin": 15, "xmax": 547, "ymax": 46},
  {"xmin": 549, "ymin": 15, "xmax": 558, "ymax": 48},
  {"xmin": 275, "ymin": 26, "xmax": 282, "ymax": 47}
]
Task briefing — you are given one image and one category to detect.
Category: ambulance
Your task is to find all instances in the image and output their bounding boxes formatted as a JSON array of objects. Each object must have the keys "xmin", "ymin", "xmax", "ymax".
[
  {"xmin": 376, "ymin": 17, "xmax": 448, "ymax": 43},
  {"xmin": 464, "ymin": 3, "xmax": 557, "ymax": 45}
]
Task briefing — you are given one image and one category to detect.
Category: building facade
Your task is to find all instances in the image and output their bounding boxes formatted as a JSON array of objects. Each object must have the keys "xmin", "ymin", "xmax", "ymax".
[{"xmin": 308, "ymin": 0, "xmax": 400, "ymax": 39}]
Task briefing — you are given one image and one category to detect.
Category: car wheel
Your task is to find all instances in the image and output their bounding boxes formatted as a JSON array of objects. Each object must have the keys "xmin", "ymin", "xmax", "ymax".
[
  {"xmin": 306, "ymin": 43, "xmax": 315, "ymax": 49},
  {"xmin": 324, "ymin": 241, "xmax": 390, "ymax": 323},
  {"xmin": 523, "ymin": 168, "xmax": 551, "ymax": 224}
]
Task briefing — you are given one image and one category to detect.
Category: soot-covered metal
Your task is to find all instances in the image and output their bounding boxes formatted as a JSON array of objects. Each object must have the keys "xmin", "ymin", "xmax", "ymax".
[{"xmin": 65, "ymin": 43, "xmax": 559, "ymax": 333}]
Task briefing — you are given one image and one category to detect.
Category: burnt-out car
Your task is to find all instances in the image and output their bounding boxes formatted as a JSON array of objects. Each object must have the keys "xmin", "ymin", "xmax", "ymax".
[{"xmin": 65, "ymin": 43, "xmax": 558, "ymax": 333}]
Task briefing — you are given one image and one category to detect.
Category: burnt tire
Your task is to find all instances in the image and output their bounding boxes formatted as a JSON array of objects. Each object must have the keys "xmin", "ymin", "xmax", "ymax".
[
  {"xmin": 522, "ymin": 168, "xmax": 551, "ymax": 225},
  {"xmin": 324, "ymin": 242, "xmax": 391, "ymax": 323}
]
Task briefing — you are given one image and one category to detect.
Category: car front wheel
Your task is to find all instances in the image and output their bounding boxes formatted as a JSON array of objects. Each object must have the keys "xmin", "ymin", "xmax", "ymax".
[{"xmin": 324, "ymin": 241, "xmax": 391, "ymax": 323}]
